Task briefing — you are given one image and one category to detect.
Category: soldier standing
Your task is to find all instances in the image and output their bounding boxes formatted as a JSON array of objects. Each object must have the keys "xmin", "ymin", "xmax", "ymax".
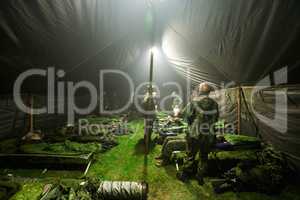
[{"xmin": 178, "ymin": 82, "xmax": 219, "ymax": 184}]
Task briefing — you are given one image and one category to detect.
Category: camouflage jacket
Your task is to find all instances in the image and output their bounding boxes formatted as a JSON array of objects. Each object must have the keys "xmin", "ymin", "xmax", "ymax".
[{"xmin": 183, "ymin": 96, "xmax": 219, "ymax": 138}]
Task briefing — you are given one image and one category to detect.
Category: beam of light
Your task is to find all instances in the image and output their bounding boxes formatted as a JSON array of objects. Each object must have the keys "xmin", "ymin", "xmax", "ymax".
[
  {"xmin": 173, "ymin": 64, "xmax": 214, "ymax": 78},
  {"xmin": 162, "ymin": 34, "xmax": 179, "ymax": 60},
  {"xmin": 172, "ymin": 63, "xmax": 220, "ymax": 83},
  {"xmin": 162, "ymin": 25, "xmax": 197, "ymax": 62},
  {"xmin": 162, "ymin": 30, "xmax": 221, "ymax": 83},
  {"xmin": 174, "ymin": 66, "xmax": 219, "ymax": 86},
  {"xmin": 168, "ymin": 56, "xmax": 221, "ymax": 86},
  {"xmin": 169, "ymin": 58, "xmax": 221, "ymax": 78}
]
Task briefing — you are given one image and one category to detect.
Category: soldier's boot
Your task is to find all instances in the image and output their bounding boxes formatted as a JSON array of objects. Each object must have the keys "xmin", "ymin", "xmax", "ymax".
[
  {"xmin": 214, "ymin": 182, "xmax": 233, "ymax": 194},
  {"xmin": 177, "ymin": 171, "xmax": 189, "ymax": 182},
  {"xmin": 195, "ymin": 174, "xmax": 204, "ymax": 185},
  {"xmin": 177, "ymin": 162, "xmax": 195, "ymax": 182}
]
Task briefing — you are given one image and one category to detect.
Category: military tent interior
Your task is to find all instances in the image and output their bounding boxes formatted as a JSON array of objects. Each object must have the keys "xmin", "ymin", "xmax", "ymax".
[{"xmin": 0, "ymin": 0, "xmax": 300, "ymax": 199}]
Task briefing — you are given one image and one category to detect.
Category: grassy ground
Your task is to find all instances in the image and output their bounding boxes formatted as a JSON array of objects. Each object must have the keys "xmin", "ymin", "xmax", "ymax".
[
  {"xmin": 86, "ymin": 120, "xmax": 300, "ymax": 200},
  {"xmin": 7, "ymin": 119, "xmax": 300, "ymax": 200}
]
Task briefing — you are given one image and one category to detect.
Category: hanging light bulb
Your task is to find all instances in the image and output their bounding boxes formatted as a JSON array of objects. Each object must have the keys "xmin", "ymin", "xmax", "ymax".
[{"xmin": 150, "ymin": 46, "xmax": 158, "ymax": 55}]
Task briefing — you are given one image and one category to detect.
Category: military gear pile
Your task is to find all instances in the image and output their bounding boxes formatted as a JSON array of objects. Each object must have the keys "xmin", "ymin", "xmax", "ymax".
[
  {"xmin": 214, "ymin": 146, "xmax": 291, "ymax": 194},
  {"xmin": 155, "ymin": 112, "xmax": 187, "ymax": 144},
  {"xmin": 20, "ymin": 140, "xmax": 102, "ymax": 155}
]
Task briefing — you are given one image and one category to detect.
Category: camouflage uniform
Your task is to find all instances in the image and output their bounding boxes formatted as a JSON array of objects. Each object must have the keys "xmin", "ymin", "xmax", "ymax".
[{"xmin": 180, "ymin": 96, "xmax": 219, "ymax": 183}]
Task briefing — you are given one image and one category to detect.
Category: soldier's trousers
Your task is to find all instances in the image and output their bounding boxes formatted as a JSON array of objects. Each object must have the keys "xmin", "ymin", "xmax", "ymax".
[{"xmin": 182, "ymin": 137, "xmax": 209, "ymax": 179}]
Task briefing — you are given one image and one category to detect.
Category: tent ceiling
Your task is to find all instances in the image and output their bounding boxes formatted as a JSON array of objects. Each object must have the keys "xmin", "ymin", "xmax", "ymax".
[{"xmin": 0, "ymin": 0, "xmax": 300, "ymax": 93}]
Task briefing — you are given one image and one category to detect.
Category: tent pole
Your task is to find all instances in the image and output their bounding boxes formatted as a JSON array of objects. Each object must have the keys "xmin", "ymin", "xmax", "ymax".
[
  {"xmin": 240, "ymin": 88, "xmax": 259, "ymax": 137},
  {"xmin": 29, "ymin": 94, "xmax": 34, "ymax": 133},
  {"xmin": 11, "ymin": 105, "xmax": 19, "ymax": 134},
  {"xmin": 145, "ymin": 51, "xmax": 154, "ymax": 155},
  {"xmin": 149, "ymin": 51, "xmax": 154, "ymax": 86},
  {"xmin": 23, "ymin": 94, "xmax": 29, "ymax": 133},
  {"xmin": 237, "ymin": 86, "xmax": 241, "ymax": 135}
]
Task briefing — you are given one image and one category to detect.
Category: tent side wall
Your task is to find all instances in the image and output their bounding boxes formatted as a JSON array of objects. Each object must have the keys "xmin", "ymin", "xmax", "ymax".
[
  {"xmin": 213, "ymin": 85, "xmax": 300, "ymax": 171},
  {"xmin": 0, "ymin": 94, "xmax": 67, "ymax": 139},
  {"xmin": 243, "ymin": 85, "xmax": 300, "ymax": 171}
]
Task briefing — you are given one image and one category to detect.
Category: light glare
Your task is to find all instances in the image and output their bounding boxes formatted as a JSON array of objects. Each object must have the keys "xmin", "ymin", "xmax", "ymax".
[{"xmin": 150, "ymin": 46, "xmax": 158, "ymax": 55}]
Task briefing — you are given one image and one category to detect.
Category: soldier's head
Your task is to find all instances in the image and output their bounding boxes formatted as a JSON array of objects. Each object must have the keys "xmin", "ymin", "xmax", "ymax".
[{"xmin": 198, "ymin": 82, "xmax": 212, "ymax": 96}]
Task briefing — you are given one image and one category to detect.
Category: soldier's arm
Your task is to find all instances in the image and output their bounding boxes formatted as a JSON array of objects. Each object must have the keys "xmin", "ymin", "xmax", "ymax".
[
  {"xmin": 188, "ymin": 102, "xmax": 197, "ymax": 125},
  {"xmin": 214, "ymin": 101, "xmax": 219, "ymax": 122},
  {"xmin": 181, "ymin": 103, "xmax": 189, "ymax": 117},
  {"xmin": 181, "ymin": 103, "xmax": 187, "ymax": 116}
]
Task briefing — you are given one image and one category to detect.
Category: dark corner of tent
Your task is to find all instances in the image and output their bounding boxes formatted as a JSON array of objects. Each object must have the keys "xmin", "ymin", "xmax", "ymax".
[{"xmin": 0, "ymin": 0, "xmax": 300, "ymax": 200}]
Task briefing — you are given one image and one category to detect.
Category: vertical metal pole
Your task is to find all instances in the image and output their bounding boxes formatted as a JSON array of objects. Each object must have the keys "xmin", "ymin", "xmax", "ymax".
[
  {"xmin": 30, "ymin": 95, "xmax": 34, "ymax": 133},
  {"xmin": 237, "ymin": 86, "xmax": 241, "ymax": 135},
  {"xmin": 11, "ymin": 106, "xmax": 19, "ymax": 134},
  {"xmin": 145, "ymin": 0, "xmax": 156, "ymax": 155},
  {"xmin": 145, "ymin": 51, "xmax": 154, "ymax": 154},
  {"xmin": 149, "ymin": 51, "xmax": 154, "ymax": 89},
  {"xmin": 24, "ymin": 94, "xmax": 29, "ymax": 132}
]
